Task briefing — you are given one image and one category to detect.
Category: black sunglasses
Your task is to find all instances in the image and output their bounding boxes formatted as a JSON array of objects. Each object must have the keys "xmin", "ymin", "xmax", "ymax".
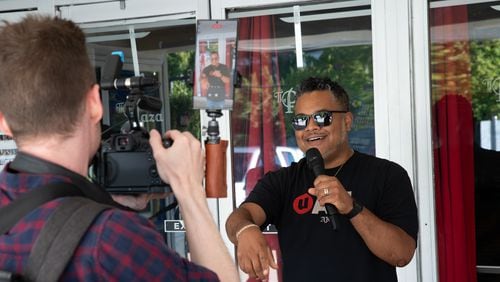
[{"xmin": 291, "ymin": 110, "xmax": 348, "ymax": 131}]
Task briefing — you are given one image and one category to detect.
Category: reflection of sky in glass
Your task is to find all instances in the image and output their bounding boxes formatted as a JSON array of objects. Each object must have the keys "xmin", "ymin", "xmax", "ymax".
[
  {"xmin": 480, "ymin": 119, "xmax": 500, "ymax": 151},
  {"xmin": 307, "ymin": 50, "xmax": 323, "ymax": 59}
]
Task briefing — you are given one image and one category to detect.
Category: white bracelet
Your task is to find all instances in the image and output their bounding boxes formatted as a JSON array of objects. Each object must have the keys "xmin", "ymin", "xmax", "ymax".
[{"xmin": 235, "ymin": 224, "xmax": 259, "ymax": 240}]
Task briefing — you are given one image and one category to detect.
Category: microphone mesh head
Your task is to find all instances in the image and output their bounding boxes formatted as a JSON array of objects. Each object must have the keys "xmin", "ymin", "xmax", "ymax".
[{"xmin": 306, "ymin": 148, "xmax": 324, "ymax": 176}]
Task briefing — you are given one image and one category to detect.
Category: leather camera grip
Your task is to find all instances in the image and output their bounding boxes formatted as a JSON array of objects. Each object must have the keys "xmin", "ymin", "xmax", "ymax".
[{"xmin": 205, "ymin": 140, "xmax": 228, "ymax": 198}]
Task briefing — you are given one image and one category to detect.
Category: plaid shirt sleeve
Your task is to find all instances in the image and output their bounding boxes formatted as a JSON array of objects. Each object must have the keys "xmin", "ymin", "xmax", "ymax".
[{"xmin": 62, "ymin": 208, "xmax": 220, "ymax": 282}]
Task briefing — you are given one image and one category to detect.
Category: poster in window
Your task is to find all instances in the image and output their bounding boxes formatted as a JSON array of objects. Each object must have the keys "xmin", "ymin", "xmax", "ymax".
[{"xmin": 193, "ymin": 20, "xmax": 238, "ymax": 110}]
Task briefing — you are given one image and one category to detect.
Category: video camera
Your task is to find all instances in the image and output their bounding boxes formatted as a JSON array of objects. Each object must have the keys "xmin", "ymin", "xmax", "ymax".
[{"xmin": 92, "ymin": 53, "xmax": 172, "ymax": 194}]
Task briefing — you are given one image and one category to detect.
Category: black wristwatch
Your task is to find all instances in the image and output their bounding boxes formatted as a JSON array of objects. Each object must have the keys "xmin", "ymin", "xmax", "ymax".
[{"xmin": 345, "ymin": 200, "xmax": 363, "ymax": 219}]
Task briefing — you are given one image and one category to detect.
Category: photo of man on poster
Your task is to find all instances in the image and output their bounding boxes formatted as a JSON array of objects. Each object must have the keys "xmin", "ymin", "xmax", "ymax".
[
  {"xmin": 193, "ymin": 20, "xmax": 237, "ymax": 110},
  {"xmin": 200, "ymin": 51, "xmax": 231, "ymax": 109}
]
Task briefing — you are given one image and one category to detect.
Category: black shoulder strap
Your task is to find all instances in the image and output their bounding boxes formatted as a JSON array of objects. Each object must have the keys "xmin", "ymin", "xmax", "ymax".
[
  {"xmin": 8, "ymin": 152, "xmax": 129, "ymax": 210},
  {"xmin": 24, "ymin": 197, "xmax": 111, "ymax": 282},
  {"xmin": 0, "ymin": 182, "xmax": 83, "ymax": 235}
]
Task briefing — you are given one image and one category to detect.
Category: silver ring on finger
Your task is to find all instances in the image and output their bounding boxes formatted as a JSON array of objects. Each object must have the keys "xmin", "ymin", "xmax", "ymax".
[{"xmin": 323, "ymin": 188, "xmax": 329, "ymax": 196}]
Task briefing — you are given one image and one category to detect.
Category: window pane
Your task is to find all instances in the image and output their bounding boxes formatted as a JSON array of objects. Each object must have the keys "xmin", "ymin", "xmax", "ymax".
[
  {"xmin": 429, "ymin": 1, "xmax": 500, "ymax": 281},
  {"xmin": 230, "ymin": 3, "xmax": 373, "ymax": 281},
  {"xmin": 85, "ymin": 21, "xmax": 198, "ymax": 257},
  {"xmin": 231, "ymin": 3, "xmax": 373, "ymax": 205}
]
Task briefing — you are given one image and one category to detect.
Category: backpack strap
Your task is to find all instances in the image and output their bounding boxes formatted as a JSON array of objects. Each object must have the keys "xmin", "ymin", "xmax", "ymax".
[
  {"xmin": 0, "ymin": 182, "xmax": 83, "ymax": 235},
  {"xmin": 24, "ymin": 197, "xmax": 111, "ymax": 282}
]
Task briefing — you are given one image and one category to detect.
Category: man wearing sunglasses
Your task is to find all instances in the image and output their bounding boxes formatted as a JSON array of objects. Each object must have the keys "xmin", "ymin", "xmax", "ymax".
[{"xmin": 226, "ymin": 77, "xmax": 418, "ymax": 281}]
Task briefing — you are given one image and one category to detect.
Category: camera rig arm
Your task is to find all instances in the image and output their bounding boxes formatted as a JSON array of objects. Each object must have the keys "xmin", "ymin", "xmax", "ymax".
[
  {"xmin": 124, "ymin": 93, "xmax": 162, "ymax": 130},
  {"xmin": 101, "ymin": 54, "xmax": 161, "ymax": 131}
]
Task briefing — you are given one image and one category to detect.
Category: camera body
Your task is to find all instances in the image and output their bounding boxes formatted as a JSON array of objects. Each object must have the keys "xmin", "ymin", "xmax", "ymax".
[
  {"xmin": 95, "ymin": 128, "xmax": 171, "ymax": 194},
  {"xmin": 92, "ymin": 53, "xmax": 171, "ymax": 194}
]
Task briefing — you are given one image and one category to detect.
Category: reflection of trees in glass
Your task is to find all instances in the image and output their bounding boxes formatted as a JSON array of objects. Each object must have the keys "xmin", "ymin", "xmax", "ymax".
[
  {"xmin": 470, "ymin": 39, "xmax": 500, "ymax": 120},
  {"xmin": 233, "ymin": 43, "xmax": 374, "ymax": 152},
  {"xmin": 231, "ymin": 80, "xmax": 256, "ymax": 146},
  {"xmin": 167, "ymin": 51, "xmax": 201, "ymax": 139},
  {"xmin": 431, "ymin": 39, "xmax": 500, "ymax": 121},
  {"xmin": 431, "ymin": 41, "xmax": 472, "ymax": 102},
  {"xmin": 287, "ymin": 46, "xmax": 373, "ymax": 99}
]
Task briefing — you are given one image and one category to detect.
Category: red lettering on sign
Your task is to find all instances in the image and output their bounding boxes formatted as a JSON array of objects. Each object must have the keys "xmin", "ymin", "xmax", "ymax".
[
  {"xmin": 211, "ymin": 23, "xmax": 223, "ymax": 29},
  {"xmin": 293, "ymin": 193, "xmax": 313, "ymax": 214}
]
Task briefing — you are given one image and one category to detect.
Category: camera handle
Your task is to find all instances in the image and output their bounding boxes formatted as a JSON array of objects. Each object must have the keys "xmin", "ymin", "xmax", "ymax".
[{"xmin": 204, "ymin": 109, "xmax": 228, "ymax": 198}]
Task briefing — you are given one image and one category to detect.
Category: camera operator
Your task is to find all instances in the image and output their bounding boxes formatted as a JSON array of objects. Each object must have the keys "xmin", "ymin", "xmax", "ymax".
[{"xmin": 0, "ymin": 15, "xmax": 238, "ymax": 282}]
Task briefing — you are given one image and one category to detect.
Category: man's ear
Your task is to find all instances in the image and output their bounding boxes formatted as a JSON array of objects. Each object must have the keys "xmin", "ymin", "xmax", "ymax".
[
  {"xmin": 345, "ymin": 111, "xmax": 354, "ymax": 132},
  {"xmin": 0, "ymin": 112, "xmax": 13, "ymax": 137},
  {"xmin": 87, "ymin": 84, "xmax": 103, "ymax": 124}
]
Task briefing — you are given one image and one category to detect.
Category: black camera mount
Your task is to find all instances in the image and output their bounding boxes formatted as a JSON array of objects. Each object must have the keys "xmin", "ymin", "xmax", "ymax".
[
  {"xmin": 206, "ymin": 109, "xmax": 223, "ymax": 144},
  {"xmin": 123, "ymin": 91, "xmax": 162, "ymax": 130},
  {"xmin": 100, "ymin": 54, "xmax": 161, "ymax": 132}
]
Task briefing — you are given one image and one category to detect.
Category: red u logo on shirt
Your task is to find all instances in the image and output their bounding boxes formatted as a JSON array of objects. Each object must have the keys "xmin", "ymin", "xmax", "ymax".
[{"xmin": 293, "ymin": 193, "xmax": 314, "ymax": 214}]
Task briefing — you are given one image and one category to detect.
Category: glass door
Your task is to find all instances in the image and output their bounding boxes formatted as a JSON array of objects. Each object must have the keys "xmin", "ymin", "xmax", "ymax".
[
  {"xmin": 228, "ymin": 1, "xmax": 374, "ymax": 280},
  {"xmin": 429, "ymin": 1, "xmax": 500, "ymax": 281},
  {"xmin": 83, "ymin": 19, "xmax": 199, "ymax": 257}
]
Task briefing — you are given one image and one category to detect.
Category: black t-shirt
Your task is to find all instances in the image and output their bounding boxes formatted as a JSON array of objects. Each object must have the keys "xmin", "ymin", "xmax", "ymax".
[
  {"xmin": 244, "ymin": 151, "xmax": 418, "ymax": 282},
  {"xmin": 203, "ymin": 64, "xmax": 230, "ymax": 87}
]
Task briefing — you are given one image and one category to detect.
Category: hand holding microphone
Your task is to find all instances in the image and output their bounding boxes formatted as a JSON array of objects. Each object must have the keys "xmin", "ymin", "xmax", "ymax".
[{"xmin": 306, "ymin": 147, "xmax": 340, "ymax": 231}]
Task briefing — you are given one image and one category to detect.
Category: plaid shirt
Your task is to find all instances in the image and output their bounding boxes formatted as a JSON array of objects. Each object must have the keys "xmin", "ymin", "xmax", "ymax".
[{"xmin": 0, "ymin": 163, "xmax": 219, "ymax": 281}]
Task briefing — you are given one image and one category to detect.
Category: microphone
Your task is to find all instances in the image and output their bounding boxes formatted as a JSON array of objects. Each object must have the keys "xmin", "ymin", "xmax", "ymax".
[
  {"xmin": 306, "ymin": 148, "xmax": 338, "ymax": 231},
  {"xmin": 109, "ymin": 76, "xmax": 157, "ymax": 91},
  {"xmin": 100, "ymin": 54, "xmax": 157, "ymax": 91}
]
